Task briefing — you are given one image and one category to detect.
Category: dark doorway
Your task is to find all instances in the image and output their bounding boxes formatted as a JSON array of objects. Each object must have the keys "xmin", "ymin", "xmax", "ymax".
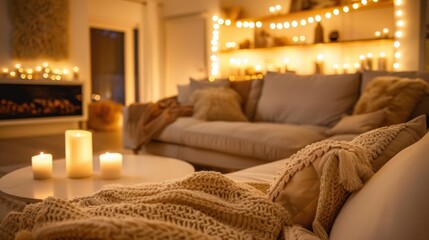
[{"xmin": 90, "ymin": 28, "xmax": 125, "ymax": 104}]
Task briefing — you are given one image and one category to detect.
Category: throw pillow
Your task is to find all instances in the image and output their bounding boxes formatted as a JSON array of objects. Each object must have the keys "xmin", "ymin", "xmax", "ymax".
[
  {"xmin": 229, "ymin": 80, "xmax": 254, "ymax": 109},
  {"xmin": 267, "ymin": 115, "xmax": 427, "ymax": 240},
  {"xmin": 244, "ymin": 78, "xmax": 264, "ymax": 121},
  {"xmin": 189, "ymin": 87, "xmax": 248, "ymax": 122},
  {"xmin": 177, "ymin": 78, "xmax": 230, "ymax": 104},
  {"xmin": 360, "ymin": 70, "xmax": 417, "ymax": 92},
  {"xmin": 267, "ymin": 140, "xmax": 373, "ymax": 239},
  {"xmin": 353, "ymin": 76, "xmax": 429, "ymax": 126},
  {"xmin": 325, "ymin": 109, "xmax": 386, "ymax": 135},
  {"xmin": 177, "ymin": 84, "xmax": 191, "ymax": 104},
  {"xmin": 351, "ymin": 115, "xmax": 427, "ymax": 171},
  {"xmin": 255, "ymin": 72, "xmax": 360, "ymax": 126}
]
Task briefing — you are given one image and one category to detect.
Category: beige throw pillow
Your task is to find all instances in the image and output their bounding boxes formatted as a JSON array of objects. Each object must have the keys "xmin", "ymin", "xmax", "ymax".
[
  {"xmin": 268, "ymin": 140, "xmax": 373, "ymax": 239},
  {"xmin": 353, "ymin": 76, "xmax": 429, "ymax": 126},
  {"xmin": 326, "ymin": 109, "xmax": 386, "ymax": 135},
  {"xmin": 268, "ymin": 116, "xmax": 427, "ymax": 240},
  {"xmin": 189, "ymin": 87, "xmax": 248, "ymax": 122}
]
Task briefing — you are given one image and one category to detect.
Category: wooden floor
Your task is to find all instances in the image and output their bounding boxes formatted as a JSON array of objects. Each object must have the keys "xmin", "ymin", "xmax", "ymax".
[{"xmin": 0, "ymin": 128, "xmax": 132, "ymax": 177}]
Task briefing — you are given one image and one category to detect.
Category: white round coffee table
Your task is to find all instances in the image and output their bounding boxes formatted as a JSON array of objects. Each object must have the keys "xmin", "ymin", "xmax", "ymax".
[{"xmin": 0, "ymin": 154, "xmax": 195, "ymax": 203}]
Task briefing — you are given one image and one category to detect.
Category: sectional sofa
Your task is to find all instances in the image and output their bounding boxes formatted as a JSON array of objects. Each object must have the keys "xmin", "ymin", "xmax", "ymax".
[{"xmin": 123, "ymin": 70, "xmax": 429, "ymax": 171}]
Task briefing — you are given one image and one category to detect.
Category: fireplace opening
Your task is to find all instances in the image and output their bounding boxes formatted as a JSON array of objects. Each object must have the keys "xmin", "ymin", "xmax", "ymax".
[{"xmin": 0, "ymin": 83, "xmax": 83, "ymax": 120}]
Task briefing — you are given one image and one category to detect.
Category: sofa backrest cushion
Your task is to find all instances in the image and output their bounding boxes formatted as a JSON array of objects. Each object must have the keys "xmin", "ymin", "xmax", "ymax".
[
  {"xmin": 255, "ymin": 72, "xmax": 360, "ymax": 126},
  {"xmin": 353, "ymin": 76, "xmax": 429, "ymax": 126},
  {"xmin": 330, "ymin": 131, "xmax": 429, "ymax": 240},
  {"xmin": 244, "ymin": 78, "xmax": 264, "ymax": 121}
]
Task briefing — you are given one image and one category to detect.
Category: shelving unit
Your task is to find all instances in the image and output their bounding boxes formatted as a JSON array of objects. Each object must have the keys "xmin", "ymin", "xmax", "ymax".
[{"xmin": 214, "ymin": 0, "xmax": 396, "ymax": 76}]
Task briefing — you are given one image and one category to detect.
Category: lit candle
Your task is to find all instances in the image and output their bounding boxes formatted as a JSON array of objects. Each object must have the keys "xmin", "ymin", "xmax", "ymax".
[
  {"xmin": 283, "ymin": 58, "xmax": 290, "ymax": 72},
  {"xmin": 72, "ymin": 66, "xmax": 79, "ymax": 80},
  {"xmin": 342, "ymin": 63, "xmax": 350, "ymax": 74},
  {"xmin": 359, "ymin": 54, "xmax": 367, "ymax": 71},
  {"xmin": 65, "ymin": 130, "xmax": 93, "ymax": 178},
  {"xmin": 2, "ymin": 68, "xmax": 8, "ymax": 78},
  {"xmin": 333, "ymin": 63, "xmax": 339, "ymax": 74},
  {"xmin": 31, "ymin": 152, "xmax": 53, "ymax": 180},
  {"xmin": 375, "ymin": 31, "xmax": 381, "ymax": 38},
  {"xmin": 99, "ymin": 152, "xmax": 123, "ymax": 179},
  {"xmin": 366, "ymin": 53, "xmax": 373, "ymax": 70},
  {"xmin": 378, "ymin": 52, "xmax": 387, "ymax": 71},
  {"xmin": 315, "ymin": 54, "xmax": 324, "ymax": 74},
  {"xmin": 382, "ymin": 28, "xmax": 389, "ymax": 38}
]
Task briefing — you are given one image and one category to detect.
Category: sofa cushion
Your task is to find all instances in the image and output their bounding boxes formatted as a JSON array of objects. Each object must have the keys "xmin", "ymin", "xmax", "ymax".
[
  {"xmin": 182, "ymin": 121, "xmax": 327, "ymax": 161},
  {"xmin": 154, "ymin": 117, "xmax": 205, "ymax": 145},
  {"xmin": 255, "ymin": 72, "xmax": 360, "ymax": 126},
  {"xmin": 190, "ymin": 87, "xmax": 248, "ymax": 122},
  {"xmin": 267, "ymin": 116, "xmax": 426, "ymax": 239},
  {"xmin": 330, "ymin": 131, "xmax": 429, "ymax": 240},
  {"xmin": 229, "ymin": 80, "xmax": 253, "ymax": 109},
  {"xmin": 325, "ymin": 109, "xmax": 386, "ymax": 135},
  {"xmin": 351, "ymin": 115, "xmax": 427, "ymax": 171},
  {"xmin": 244, "ymin": 78, "xmax": 264, "ymax": 121},
  {"xmin": 353, "ymin": 76, "xmax": 429, "ymax": 126}
]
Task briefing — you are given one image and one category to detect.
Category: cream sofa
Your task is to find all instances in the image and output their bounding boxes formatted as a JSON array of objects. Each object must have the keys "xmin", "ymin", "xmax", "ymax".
[
  {"xmin": 226, "ymin": 122, "xmax": 429, "ymax": 240},
  {"xmin": 123, "ymin": 71, "xmax": 429, "ymax": 171}
]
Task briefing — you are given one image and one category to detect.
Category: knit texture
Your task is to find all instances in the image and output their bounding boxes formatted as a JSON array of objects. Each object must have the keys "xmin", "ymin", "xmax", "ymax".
[
  {"xmin": 268, "ymin": 140, "xmax": 374, "ymax": 240},
  {"xmin": 0, "ymin": 172, "xmax": 291, "ymax": 240}
]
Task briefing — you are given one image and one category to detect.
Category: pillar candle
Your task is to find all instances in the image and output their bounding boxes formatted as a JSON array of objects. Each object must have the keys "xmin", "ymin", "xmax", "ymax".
[
  {"xmin": 31, "ymin": 152, "xmax": 53, "ymax": 180},
  {"xmin": 65, "ymin": 130, "xmax": 93, "ymax": 178},
  {"xmin": 99, "ymin": 152, "xmax": 123, "ymax": 179}
]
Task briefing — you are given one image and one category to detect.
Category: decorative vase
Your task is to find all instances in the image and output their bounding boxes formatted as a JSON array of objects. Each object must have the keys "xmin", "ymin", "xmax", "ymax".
[{"xmin": 314, "ymin": 22, "xmax": 324, "ymax": 44}]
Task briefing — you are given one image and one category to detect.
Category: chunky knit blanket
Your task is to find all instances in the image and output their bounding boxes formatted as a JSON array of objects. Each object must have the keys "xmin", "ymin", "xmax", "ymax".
[{"xmin": 0, "ymin": 172, "xmax": 290, "ymax": 240}]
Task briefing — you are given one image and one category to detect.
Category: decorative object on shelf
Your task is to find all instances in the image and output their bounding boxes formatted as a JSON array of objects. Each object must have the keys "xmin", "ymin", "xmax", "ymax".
[
  {"xmin": 31, "ymin": 152, "xmax": 53, "ymax": 180},
  {"xmin": 254, "ymin": 30, "xmax": 270, "ymax": 48},
  {"xmin": 99, "ymin": 152, "xmax": 123, "ymax": 179},
  {"xmin": 9, "ymin": 0, "xmax": 70, "ymax": 60},
  {"xmin": 314, "ymin": 22, "xmax": 325, "ymax": 43},
  {"xmin": 238, "ymin": 39, "xmax": 251, "ymax": 49},
  {"xmin": 329, "ymin": 30, "xmax": 339, "ymax": 42},
  {"xmin": 65, "ymin": 130, "xmax": 93, "ymax": 178},
  {"xmin": 366, "ymin": 53, "xmax": 374, "ymax": 70},
  {"xmin": 315, "ymin": 54, "xmax": 324, "ymax": 74}
]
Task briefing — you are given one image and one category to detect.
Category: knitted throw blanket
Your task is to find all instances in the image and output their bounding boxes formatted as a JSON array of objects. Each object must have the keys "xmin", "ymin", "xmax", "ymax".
[{"xmin": 0, "ymin": 172, "xmax": 290, "ymax": 240}]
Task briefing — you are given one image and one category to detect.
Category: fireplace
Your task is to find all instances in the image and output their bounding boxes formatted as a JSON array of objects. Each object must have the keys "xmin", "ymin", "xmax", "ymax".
[{"xmin": 0, "ymin": 80, "xmax": 83, "ymax": 121}]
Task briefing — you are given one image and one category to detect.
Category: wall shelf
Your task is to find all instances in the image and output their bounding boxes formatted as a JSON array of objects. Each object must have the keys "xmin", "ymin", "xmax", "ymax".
[{"xmin": 221, "ymin": 38, "xmax": 394, "ymax": 54}]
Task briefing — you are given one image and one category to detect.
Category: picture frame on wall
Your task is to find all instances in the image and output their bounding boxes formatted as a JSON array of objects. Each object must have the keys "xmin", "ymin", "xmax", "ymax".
[{"xmin": 290, "ymin": 0, "xmax": 341, "ymax": 12}]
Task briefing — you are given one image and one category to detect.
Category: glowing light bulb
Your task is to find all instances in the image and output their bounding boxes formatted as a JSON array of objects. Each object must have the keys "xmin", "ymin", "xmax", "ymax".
[
  {"xmin": 212, "ymin": 16, "xmax": 219, "ymax": 22},
  {"xmin": 236, "ymin": 21, "xmax": 243, "ymax": 28},
  {"xmin": 325, "ymin": 12, "xmax": 332, "ymax": 19},
  {"xmin": 270, "ymin": 23, "xmax": 276, "ymax": 29},
  {"xmin": 225, "ymin": 19, "xmax": 231, "ymax": 26},
  {"xmin": 333, "ymin": 9, "xmax": 340, "ymax": 15},
  {"xmin": 397, "ymin": 20, "xmax": 404, "ymax": 27},
  {"xmin": 394, "ymin": 41, "xmax": 400, "ymax": 48},
  {"xmin": 300, "ymin": 19, "xmax": 307, "ymax": 26},
  {"xmin": 352, "ymin": 3, "xmax": 359, "ymax": 9},
  {"xmin": 315, "ymin": 15, "xmax": 322, "ymax": 22},
  {"xmin": 308, "ymin": 17, "xmax": 314, "ymax": 23},
  {"xmin": 277, "ymin": 23, "xmax": 283, "ymax": 29},
  {"xmin": 395, "ymin": 10, "xmax": 403, "ymax": 17},
  {"xmin": 343, "ymin": 6, "xmax": 350, "ymax": 13},
  {"xmin": 292, "ymin": 21, "xmax": 298, "ymax": 27},
  {"xmin": 256, "ymin": 21, "xmax": 262, "ymax": 28},
  {"xmin": 283, "ymin": 22, "xmax": 290, "ymax": 28}
]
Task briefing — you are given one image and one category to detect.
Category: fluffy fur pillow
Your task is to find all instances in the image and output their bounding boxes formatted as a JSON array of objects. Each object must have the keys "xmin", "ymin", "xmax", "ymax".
[
  {"xmin": 268, "ymin": 116, "xmax": 427, "ymax": 239},
  {"xmin": 189, "ymin": 87, "xmax": 248, "ymax": 122},
  {"xmin": 353, "ymin": 76, "xmax": 429, "ymax": 126}
]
